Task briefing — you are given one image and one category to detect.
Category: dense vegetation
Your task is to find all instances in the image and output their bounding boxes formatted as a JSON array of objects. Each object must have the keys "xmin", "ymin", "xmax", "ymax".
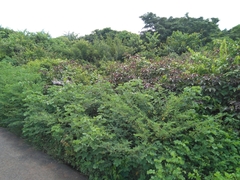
[{"xmin": 0, "ymin": 13, "xmax": 240, "ymax": 179}]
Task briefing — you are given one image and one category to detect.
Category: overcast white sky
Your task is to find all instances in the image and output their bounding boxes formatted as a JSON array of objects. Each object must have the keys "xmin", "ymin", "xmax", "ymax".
[{"xmin": 0, "ymin": 0, "xmax": 239, "ymax": 37}]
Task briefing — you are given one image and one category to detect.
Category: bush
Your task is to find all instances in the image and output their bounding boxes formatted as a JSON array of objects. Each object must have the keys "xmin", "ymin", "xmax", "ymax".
[
  {"xmin": 0, "ymin": 61, "xmax": 43, "ymax": 134},
  {"xmin": 22, "ymin": 80, "xmax": 240, "ymax": 179}
]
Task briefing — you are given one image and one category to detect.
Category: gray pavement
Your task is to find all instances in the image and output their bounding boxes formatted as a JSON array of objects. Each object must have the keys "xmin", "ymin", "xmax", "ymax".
[{"xmin": 0, "ymin": 127, "xmax": 88, "ymax": 180}]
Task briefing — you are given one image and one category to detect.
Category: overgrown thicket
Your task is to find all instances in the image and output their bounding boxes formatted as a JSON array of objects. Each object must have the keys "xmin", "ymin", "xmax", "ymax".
[{"xmin": 0, "ymin": 13, "xmax": 240, "ymax": 180}]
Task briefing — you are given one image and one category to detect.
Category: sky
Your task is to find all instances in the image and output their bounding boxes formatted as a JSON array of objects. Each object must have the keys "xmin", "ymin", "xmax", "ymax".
[{"xmin": 0, "ymin": 0, "xmax": 239, "ymax": 38}]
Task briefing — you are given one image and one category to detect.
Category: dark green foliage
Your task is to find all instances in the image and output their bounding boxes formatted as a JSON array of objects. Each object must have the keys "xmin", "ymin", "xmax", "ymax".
[
  {"xmin": 227, "ymin": 24, "xmax": 240, "ymax": 40},
  {"xmin": 140, "ymin": 12, "xmax": 221, "ymax": 45},
  {"xmin": 83, "ymin": 28, "xmax": 118, "ymax": 42}
]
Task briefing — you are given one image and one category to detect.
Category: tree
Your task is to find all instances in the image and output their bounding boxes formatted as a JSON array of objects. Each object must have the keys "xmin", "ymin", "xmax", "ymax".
[
  {"xmin": 227, "ymin": 24, "xmax": 240, "ymax": 40},
  {"xmin": 63, "ymin": 32, "xmax": 79, "ymax": 41},
  {"xmin": 164, "ymin": 31, "xmax": 202, "ymax": 55},
  {"xmin": 140, "ymin": 12, "xmax": 221, "ymax": 45},
  {"xmin": 83, "ymin": 27, "xmax": 118, "ymax": 42}
]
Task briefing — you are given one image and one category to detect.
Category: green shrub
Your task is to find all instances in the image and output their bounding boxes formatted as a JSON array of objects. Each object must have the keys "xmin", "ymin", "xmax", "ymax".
[
  {"xmin": 22, "ymin": 80, "xmax": 240, "ymax": 179},
  {"xmin": 0, "ymin": 61, "xmax": 43, "ymax": 134}
]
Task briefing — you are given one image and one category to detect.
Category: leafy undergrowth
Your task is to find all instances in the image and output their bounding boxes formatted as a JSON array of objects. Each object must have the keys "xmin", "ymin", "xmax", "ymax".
[
  {"xmin": 0, "ymin": 26, "xmax": 240, "ymax": 179},
  {"xmin": 21, "ymin": 80, "xmax": 240, "ymax": 180}
]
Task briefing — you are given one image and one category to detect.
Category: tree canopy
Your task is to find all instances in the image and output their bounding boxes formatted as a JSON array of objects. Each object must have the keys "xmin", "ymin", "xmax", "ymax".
[{"xmin": 140, "ymin": 12, "xmax": 221, "ymax": 44}]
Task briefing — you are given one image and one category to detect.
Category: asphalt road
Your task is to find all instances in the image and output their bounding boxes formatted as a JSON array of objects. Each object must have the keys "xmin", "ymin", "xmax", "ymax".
[{"xmin": 0, "ymin": 127, "xmax": 88, "ymax": 180}]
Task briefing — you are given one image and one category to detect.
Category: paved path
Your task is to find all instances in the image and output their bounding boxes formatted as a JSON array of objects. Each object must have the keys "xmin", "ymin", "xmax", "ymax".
[{"xmin": 0, "ymin": 127, "xmax": 88, "ymax": 180}]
